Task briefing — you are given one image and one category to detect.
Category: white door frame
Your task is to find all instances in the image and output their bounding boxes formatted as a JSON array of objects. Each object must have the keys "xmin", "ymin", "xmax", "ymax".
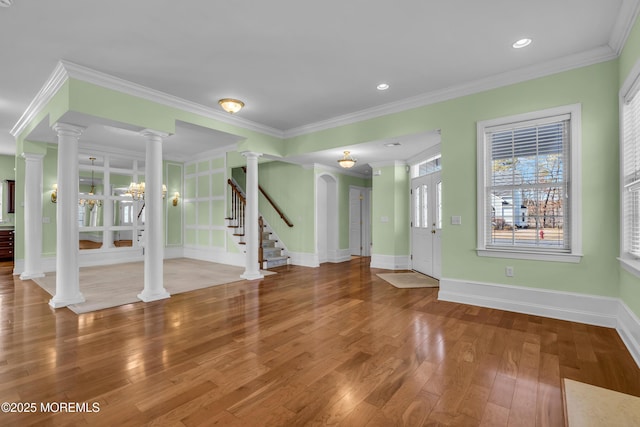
[
  {"xmin": 408, "ymin": 144, "xmax": 442, "ymax": 279},
  {"xmin": 316, "ymin": 173, "xmax": 339, "ymax": 264},
  {"xmin": 410, "ymin": 171, "xmax": 442, "ymax": 278}
]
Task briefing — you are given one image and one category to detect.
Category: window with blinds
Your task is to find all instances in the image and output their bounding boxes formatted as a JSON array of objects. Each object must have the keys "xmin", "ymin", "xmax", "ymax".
[
  {"xmin": 477, "ymin": 105, "xmax": 582, "ymax": 262},
  {"xmin": 622, "ymin": 86, "xmax": 640, "ymax": 259}
]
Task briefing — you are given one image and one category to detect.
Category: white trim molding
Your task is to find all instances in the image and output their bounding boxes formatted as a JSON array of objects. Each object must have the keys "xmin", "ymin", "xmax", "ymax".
[
  {"xmin": 370, "ymin": 254, "xmax": 410, "ymax": 270},
  {"xmin": 288, "ymin": 251, "xmax": 319, "ymax": 268},
  {"xmin": 476, "ymin": 104, "xmax": 583, "ymax": 263},
  {"xmin": 439, "ymin": 278, "xmax": 640, "ymax": 368},
  {"xmin": 617, "ymin": 302, "xmax": 640, "ymax": 368},
  {"xmin": 183, "ymin": 247, "xmax": 246, "ymax": 267},
  {"xmin": 10, "ymin": 60, "xmax": 283, "ymax": 140}
]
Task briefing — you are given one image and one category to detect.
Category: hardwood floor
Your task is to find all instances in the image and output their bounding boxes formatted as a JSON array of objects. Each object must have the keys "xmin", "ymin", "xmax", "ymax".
[{"xmin": 1, "ymin": 258, "xmax": 639, "ymax": 426}]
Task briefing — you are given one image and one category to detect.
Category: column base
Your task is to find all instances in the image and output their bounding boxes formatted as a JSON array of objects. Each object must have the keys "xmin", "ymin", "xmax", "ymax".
[
  {"xmin": 241, "ymin": 271, "xmax": 264, "ymax": 280},
  {"xmin": 49, "ymin": 293, "xmax": 85, "ymax": 309},
  {"xmin": 20, "ymin": 271, "xmax": 45, "ymax": 280},
  {"xmin": 137, "ymin": 289, "xmax": 171, "ymax": 302}
]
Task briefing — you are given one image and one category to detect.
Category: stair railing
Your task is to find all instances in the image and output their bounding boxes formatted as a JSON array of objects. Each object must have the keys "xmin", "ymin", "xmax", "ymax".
[
  {"xmin": 241, "ymin": 167, "xmax": 293, "ymax": 227},
  {"xmin": 259, "ymin": 216, "xmax": 264, "ymax": 266},
  {"xmin": 226, "ymin": 179, "xmax": 246, "ymax": 235},
  {"xmin": 227, "ymin": 179, "xmax": 266, "ymax": 266}
]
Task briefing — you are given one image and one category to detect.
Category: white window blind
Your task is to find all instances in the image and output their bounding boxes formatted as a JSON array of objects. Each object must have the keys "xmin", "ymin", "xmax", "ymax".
[
  {"xmin": 477, "ymin": 104, "xmax": 581, "ymax": 262},
  {"xmin": 623, "ymin": 88, "xmax": 640, "ymax": 258}
]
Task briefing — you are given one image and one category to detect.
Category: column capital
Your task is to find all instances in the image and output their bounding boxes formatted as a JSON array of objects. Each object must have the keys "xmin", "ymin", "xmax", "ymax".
[
  {"xmin": 241, "ymin": 151, "xmax": 263, "ymax": 159},
  {"xmin": 52, "ymin": 122, "xmax": 85, "ymax": 138},
  {"xmin": 140, "ymin": 129, "xmax": 169, "ymax": 140},
  {"xmin": 20, "ymin": 152, "xmax": 45, "ymax": 161}
]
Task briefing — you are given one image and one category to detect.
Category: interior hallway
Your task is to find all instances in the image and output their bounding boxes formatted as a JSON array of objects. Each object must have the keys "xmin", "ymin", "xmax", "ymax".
[{"xmin": 1, "ymin": 258, "xmax": 639, "ymax": 425}]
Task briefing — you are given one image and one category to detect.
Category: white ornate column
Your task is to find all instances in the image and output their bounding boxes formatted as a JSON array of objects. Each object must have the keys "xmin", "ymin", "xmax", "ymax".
[
  {"xmin": 50, "ymin": 123, "xmax": 85, "ymax": 308},
  {"xmin": 19, "ymin": 152, "xmax": 45, "ymax": 280},
  {"xmin": 137, "ymin": 130, "xmax": 170, "ymax": 302},
  {"xmin": 241, "ymin": 151, "xmax": 264, "ymax": 280}
]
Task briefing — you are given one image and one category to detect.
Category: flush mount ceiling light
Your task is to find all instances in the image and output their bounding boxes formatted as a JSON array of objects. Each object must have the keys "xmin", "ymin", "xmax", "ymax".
[
  {"xmin": 338, "ymin": 151, "xmax": 356, "ymax": 169},
  {"xmin": 377, "ymin": 83, "xmax": 390, "ymax": 91},
  {"xmin": 512, "ymin": 38, "xmax": 532, "ymax": 49},
  {"xmin": 218, "ymin": 98, "xmax": 245, "ymax": 114},
  {"xmin": 0, "ymin": 0, "xmax": 13, "ymax": 7}
]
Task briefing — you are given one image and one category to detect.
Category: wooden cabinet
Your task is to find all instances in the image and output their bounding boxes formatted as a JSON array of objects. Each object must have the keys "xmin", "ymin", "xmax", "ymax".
[{"xmin": 0, "ymin": 229, "xmax": 14, "ymax": 260}]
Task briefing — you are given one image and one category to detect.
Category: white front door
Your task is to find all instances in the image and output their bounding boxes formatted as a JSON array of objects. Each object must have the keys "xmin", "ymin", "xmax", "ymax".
[{"xmin": 411, "ymin": 171, "xmax": 442, "ymax": 278}]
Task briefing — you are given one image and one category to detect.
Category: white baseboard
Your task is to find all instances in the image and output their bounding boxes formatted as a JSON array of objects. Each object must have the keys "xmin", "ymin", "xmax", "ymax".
[
  {"xmin": 164, "ymin": 246, "xmax": 184, "ymax": 259},
  {"xmin": 15, "ymin": 246, "xmax": 186, "ymax": 276},
  {"xmin": 79, "ymin": 248, "xmax": 145, "ymax": 268},
  {"xmin": 370, "ymin": 254, "xmax": 410, "ymax": 270},
  {"xmin": 328, "ymin": 248, "xmax": 351, "ymax": 263},
  {"xmin": 183, "ymin": 246, "xmax": 245, "ymax": 267},
  {"xmin": 439, "ymin": 277, "xmax": 640, "ymax": 368},
  {"xmin": 288, "ymin": 251, "xmax": 319, "ymax": 267},
  {"xmin": 617, "ymin": 302, "xmax": 640, "ymax": 369}
]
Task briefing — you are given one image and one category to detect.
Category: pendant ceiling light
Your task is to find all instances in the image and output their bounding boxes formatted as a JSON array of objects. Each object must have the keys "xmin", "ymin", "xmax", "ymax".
[
  {"xmin": 218, "ymin": 98, "xmax": 245, "ymax": 114},
  {"xmin": 338, "ymin": 151, "xmax": 356, "ymax": 169}
]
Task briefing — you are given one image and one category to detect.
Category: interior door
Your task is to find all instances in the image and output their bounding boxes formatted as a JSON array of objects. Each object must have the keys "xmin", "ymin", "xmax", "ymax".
[{"xmin": 411, "ymin": 171, "xmax": 441, "ymax": 278}]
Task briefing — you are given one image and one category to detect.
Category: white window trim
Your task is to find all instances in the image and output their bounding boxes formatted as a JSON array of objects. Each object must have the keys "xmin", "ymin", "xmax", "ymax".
[
  {"xmin": 476, "ymin": 104, "xmax": 583, "ymax": 263},
  {"xmin": 619, "ymin": 58, "xmax": 640, "ymax": 278}
]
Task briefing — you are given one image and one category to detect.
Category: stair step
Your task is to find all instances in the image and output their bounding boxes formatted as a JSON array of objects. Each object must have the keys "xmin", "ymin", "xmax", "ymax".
[
  {"xmin": 262, "ymin": 247, "xmax": 282, "ymax": 257},
  {"xmin": 265, "ymin": 256, "xmax": 288, "ymax": 268},
  {"xmin": 233, "ymin": 233, "xmax": 245, "ymax": 237}
]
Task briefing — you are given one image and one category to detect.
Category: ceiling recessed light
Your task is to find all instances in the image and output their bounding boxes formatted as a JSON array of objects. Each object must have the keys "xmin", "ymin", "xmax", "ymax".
[
  {"xmin": 377, "ymin": 83, "xmax": 389, "ymax": 91},
  {"xmin": 512, "ymin": 38, "xmax": 532, "ymax": 49}
]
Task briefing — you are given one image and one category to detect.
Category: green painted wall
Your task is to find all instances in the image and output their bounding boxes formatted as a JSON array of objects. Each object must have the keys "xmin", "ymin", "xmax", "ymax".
[
  {"xmin": 165, "ymin": 161, "xmax": 183, "ymax": 246},
  {"xmin": 257, "ymin": 162, "xmax": 314, "ymax": 253},
  {"xmin": 619, "ymin": 14, "xmax": 640, "ymax": 318},
  {"xmin": 42, "ymin": 145, "xmax": 58, "ymax": 256},
  {"xmin": 286, "ymin": 60, "xmax": 620, "ymax": 298},
  {"xmin": 371, "ymin": 164, "xmax": 410, "ymax": 257}
]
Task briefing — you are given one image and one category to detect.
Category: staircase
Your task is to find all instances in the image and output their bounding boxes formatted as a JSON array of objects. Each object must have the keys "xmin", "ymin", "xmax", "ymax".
[
  {"xmin": 260, "ymin": 226, "xmax": 289, "ymax": 269},
  {"xmin": 226, "ymin": 178, "xmax": 290, "ymax": 270}
]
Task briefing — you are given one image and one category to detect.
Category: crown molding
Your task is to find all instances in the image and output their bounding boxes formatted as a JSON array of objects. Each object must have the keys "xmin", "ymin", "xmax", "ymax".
[
  {"xmin": 283, "ymin": 46, "xmax": 618, "ymax": 139},
  {"xmin": 369, "ymin": 160, "xmax": 407, "ymax": 169},
  {"xmin": 10, "ymin": 61, "xmax": 69, "ymax": 138},
  {"xmin": 11, "ymin": 60, "xmax": 284, "ymax": 142},
  {"xmin": 609, "ymin": 0, "xmax": 640, "ymax": 55}
]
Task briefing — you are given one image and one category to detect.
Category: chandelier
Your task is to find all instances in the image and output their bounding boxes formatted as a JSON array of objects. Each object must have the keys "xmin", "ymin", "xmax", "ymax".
[
  {"xmin": 338, "ymin": 151, "xmax": 356, "ymax": 168},
  {"xmin": 218, "ymin": 98, "xmax": 245, "ymax": 114},
  {"xmin": 127, "ymin": 181, "xmax": 167, "ymax": 201},
  {"xmin": 79, "ymin": 157, "xmax": 103, "ymax": 210}
]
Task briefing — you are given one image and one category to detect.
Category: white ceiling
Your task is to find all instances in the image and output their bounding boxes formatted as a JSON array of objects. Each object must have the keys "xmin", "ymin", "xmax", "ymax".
[{"xmin": 0, "ymin": 0, "xmax": 636, "ymax": 174}]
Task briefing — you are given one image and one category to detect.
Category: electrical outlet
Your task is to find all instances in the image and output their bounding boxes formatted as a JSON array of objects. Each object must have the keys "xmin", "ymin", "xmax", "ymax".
[{"xmin": 505, "ymin": 266, "xmax": 514, "ymax": 277}]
